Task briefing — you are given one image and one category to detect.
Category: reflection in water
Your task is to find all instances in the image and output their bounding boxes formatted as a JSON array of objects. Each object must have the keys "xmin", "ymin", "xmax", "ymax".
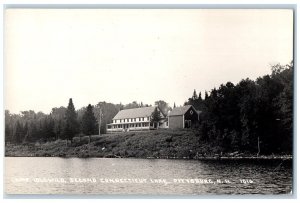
[{"xmin": 5, "ymin": 157, "xmax": 292, "ymax": 195}]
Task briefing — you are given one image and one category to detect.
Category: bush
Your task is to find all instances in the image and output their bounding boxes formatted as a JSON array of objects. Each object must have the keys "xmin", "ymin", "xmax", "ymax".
[
  {"xmin": 90, "ymin": 135, "xmax": 102, "ymax": 142},
  {"xmin": 72, "ymin": 136, "xmax": 90, "ymax": 146},
  {"xmin": 72, "ymin": 137, "xmax": 81, "ymax": 143},
  {"xmin": 165, "ymin": 136, "xmax": 173, "ymax": 142}
]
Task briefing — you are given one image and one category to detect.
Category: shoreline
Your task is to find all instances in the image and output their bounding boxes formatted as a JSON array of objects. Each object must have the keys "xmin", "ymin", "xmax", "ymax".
[
  {"xmin": 5, "ymin": 130, "xmax": 292, "ymax": 161},
  {"xmin": 5, "ymin": 153, "xmax": 293, "ymax": 161}
]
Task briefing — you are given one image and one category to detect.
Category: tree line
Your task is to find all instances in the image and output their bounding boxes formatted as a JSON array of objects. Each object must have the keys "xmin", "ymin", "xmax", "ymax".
[
  {"xmin": 5, "ymin": 99, "xmax": 171, "ymax": 144},
  {"xmin": 185, "ymin": 62, "xmax": 293, "ymax": 154}
]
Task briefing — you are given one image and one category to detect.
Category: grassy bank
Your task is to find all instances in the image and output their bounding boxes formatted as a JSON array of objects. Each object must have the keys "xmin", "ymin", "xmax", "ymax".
[{"xmin": 5, "ymin": 129, "xmax": 292, "ymax": 160}]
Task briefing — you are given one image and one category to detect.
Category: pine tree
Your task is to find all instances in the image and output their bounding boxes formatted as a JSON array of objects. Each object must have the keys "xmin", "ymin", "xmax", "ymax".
[
  {"xmin": 82, "ymin": 104, "xmax": 98, "ymax": 136},
  {"xmin": 44, "ymin": 116, "xmax": 55, "ymax": 141},
  {"xmin": 198, "ymin": 92, "xmax": 203, "ymax": 101},
  {"xmin": 192, "ymin": 89, "xmax": 198, "ymax": 100},
  {"xmin": 150, "ymin": 107, "xmax": 161, "ymax": 129},
  {"xmin": 204, "ymin": 91, "xmax": 209, "ymax": 100},
  {"xmin": 62, "ymin": 98, "xmax": 79, "ymax": 143}
]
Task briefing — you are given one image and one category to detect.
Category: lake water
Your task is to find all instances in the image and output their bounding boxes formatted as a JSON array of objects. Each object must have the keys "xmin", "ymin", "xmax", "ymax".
[{"xmin": 4, "ymin": 157, "xmax": 292, "ymax": 195}]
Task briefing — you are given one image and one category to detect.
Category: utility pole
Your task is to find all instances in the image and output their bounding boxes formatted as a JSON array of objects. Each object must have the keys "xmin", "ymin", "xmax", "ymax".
[
  {"xmin": 99, "ymin": 108, "xmax": 102, "ymax": 136},
  {"xmin": 257, "ymin": 136, "xmax": 260, "ymax": 157}
]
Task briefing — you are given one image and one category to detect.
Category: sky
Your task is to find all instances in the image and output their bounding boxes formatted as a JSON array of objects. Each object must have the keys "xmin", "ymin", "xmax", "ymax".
[{"xmin": 4, "ymin": 9, "xmax": 293, "ymax": 114}]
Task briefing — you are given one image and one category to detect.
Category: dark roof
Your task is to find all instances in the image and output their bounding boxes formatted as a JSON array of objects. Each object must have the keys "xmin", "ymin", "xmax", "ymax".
[
  {"xmin": 113, "ymin": 106, "xmax": 157, "ymax": 120},
  {"xmin": 168, "ymin": 105, "xmax": 197, "ymax": 116}
]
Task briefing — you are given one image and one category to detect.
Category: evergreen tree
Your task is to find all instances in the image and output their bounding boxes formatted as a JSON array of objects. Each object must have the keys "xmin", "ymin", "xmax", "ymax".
[
  {"xmin": 204, "ymin": 91, "xmax": 209, "ymax": 100},
  {"xmin": 198, "ymin": 92, "xmax": 203, "ymax": 101},
  {"xmin": 82, "ymin": 104, "xmax": 98, "ymax": 136},
  {"xmin": 150, "ymin": 107, "xmax": 161, "ymax": 129},
  {"xmin": 192, "ymin": 89, "xmax": 198, "ymax": 100},
  {"xmin": 62, "ymin": 98, "xmax": 79, "ymax": 143},
  {"xmin": 43, "ymin": 116, "xmax": 55, "ymax": 141}
]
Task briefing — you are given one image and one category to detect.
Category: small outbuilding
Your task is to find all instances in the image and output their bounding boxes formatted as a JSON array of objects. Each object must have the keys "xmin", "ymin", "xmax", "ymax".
[{"xmin": 168, "ymin": 105, "xmax": 199, "ymax": 129}]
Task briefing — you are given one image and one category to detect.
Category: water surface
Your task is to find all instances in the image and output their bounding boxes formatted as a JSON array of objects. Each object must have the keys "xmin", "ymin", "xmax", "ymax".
[{"xmin": 4, "ymin": 157, "xmax": 292, "ymax": 195}]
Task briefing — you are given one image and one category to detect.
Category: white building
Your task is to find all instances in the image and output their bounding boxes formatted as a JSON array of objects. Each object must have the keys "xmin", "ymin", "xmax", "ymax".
[{"xmin": 106, "ymin": 106, "xmax": 167, "ymax": 133}]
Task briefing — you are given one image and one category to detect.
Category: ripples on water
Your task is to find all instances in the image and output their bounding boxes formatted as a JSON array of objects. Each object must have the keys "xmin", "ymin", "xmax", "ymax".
[{"xmin": 4, "ymin": 157, "xmax": 292, "ymax": 195}]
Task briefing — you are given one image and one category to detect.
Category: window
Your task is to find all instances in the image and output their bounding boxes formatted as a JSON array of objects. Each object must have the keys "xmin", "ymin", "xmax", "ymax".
[
  {"xmin": 142, "ymin": 117, "xmax": 144, "ymax": 121},
  {"xmin": 134, "ymin": 118, "xmax": 136, "ymax": 122},
  {"xmin": 185, "ymin": 120, "xmax": 192, "ymax": 128},
  {"xmin": 147, "ymin": 117, "xmax": 150, "ymax": 121},
  {"xmin": 190, "ymin": 110, "xmax": 194, "ymax": 115}
]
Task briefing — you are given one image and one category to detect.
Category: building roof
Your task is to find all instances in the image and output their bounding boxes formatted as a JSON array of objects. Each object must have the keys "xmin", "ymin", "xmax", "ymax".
[
  {"xmin": 168, "ymin": 105, "xmax": 196, "ymax": 116},
  {"xmin": 113, "ymin": 106, "xmax": 157, "ymax": 120}
]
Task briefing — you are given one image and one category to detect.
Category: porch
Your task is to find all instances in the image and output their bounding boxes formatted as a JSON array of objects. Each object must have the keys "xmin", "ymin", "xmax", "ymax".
[{"xmin": 106, "ymin": 122, "xmax": 155, "ymax": 133}]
